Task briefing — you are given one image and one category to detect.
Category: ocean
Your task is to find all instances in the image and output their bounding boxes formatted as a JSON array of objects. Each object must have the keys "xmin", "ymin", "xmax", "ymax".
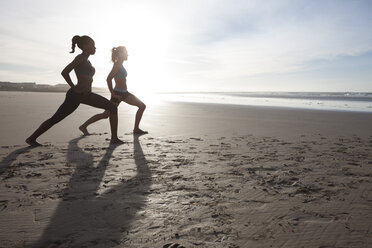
[
  {"xmin": 160, "ymin": 92, "xmax": 372, "ymax": 113},
  {"xmin": 1, "ymin": 91, "xmax": 372, "ymax": 113}
]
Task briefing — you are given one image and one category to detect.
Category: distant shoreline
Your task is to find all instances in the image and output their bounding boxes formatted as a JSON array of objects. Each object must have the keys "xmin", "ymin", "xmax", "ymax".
[
  {"xmin": 0, "ymin": 81, "xmax": 106, "ymax": 93},
  {"xmin": 0, "ymin": 88, "xmax": 68, "ymax": 93},
  {"xmin": 0, "ymin": 88, "xmax": 106, "ymax": 93}
]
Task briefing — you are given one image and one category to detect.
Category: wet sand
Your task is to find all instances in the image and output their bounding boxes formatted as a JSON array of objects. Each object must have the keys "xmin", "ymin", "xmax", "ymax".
[{"xmin": 0, "ymin": 91, "xmax": 372, "ymax": 247}]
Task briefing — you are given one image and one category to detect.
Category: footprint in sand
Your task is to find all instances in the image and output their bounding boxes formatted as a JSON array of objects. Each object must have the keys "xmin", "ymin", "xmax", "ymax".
[
  {"xmin": 0, "ymin": 200, "xmax": 8, "ymax": 211},
  {"xmin": 163, "ymin": 243, "xmax": 186, "ymax": 248}
]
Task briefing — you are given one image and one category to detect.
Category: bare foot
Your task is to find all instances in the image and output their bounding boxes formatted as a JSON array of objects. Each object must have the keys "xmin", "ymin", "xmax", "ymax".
[
  {"xmin": 26, "ymin": 138, "xmax": 42, "ymax": 147},
  {"xmin": 79, "ymin": 126, "xmax": 90, "ymax": 136},
  {"xmin": 110, "ymin": 138, "xmax": 125, "ymax": 145},
  {"xmin": 133, "ymin": 128, "xmax": 148, "ymax": 135}
]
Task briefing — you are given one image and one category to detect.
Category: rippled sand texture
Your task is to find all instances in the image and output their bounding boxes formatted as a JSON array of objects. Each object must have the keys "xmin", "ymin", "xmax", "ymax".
[
  {"xmin": 1, "ymin": 92, "xmax": 372, "ymax": 247},
  {"xmin": 1, "ymin": 132, "xmax": 371, "ymax": 247}
]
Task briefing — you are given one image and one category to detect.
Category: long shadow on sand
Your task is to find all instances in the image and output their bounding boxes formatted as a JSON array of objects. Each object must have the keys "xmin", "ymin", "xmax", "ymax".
[
  {"xmin": 0, "ymin": 146, "xmax": 33, "ymax": 176},
  {"xmin": 31, "ymin": 135, "xmax": 151, "ymax": 247}
]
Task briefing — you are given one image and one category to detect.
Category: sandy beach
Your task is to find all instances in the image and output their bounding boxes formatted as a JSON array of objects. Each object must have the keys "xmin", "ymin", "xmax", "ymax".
[{"xmin": 1, "ymin": 91, "xmax": 372, "ymax": 247}]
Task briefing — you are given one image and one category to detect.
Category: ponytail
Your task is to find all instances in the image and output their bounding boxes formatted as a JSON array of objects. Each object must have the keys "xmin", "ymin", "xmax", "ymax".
[
  {"xmin": 69, "ymin": 35, "xmax": 93, "ymax": 53},
  {"xmin": 70, "ymin": 35, "xmax": 81, "ymax": 53},
  {"xmin": 111, "ymin": 47, "xmax": 118, "ymax": 62}
]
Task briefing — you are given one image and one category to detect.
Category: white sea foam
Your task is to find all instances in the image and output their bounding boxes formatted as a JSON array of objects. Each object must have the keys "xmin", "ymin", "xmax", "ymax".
[{"xmin": 160, "ymin": 92, "xmax": 372, "ymax": 113}]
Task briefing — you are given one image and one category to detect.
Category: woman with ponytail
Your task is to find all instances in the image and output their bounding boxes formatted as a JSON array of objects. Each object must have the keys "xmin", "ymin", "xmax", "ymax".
[
  {"xmin": 79, "ymin": 46, "xmax": 147, "ymax": 135},
  {"xmin": 26, "ymin": 35, "xmax": 123, "ymax": 146}
]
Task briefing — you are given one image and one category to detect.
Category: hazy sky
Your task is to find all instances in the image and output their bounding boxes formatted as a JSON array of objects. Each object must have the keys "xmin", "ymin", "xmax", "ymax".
[{"xmin": 0, "ymin": 0, "xmax": 371, "ymax": 92}]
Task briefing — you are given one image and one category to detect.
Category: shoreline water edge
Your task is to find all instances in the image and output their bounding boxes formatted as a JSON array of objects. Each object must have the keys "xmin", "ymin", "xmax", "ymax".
[
  {"xmin": 160, "ymin": 91, "xmax": 372, "ymax": 113},
  {"xmin": 2, "ymin": 90, "xmax": 372, "ymax": 113}
]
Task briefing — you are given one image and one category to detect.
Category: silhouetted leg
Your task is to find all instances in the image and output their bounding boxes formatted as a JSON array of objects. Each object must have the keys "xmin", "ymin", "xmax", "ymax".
[
  {"xmin": 79, "ymin": 110, "xmax": 111, "ymax": 136},
  {"xmin": 123, "ymin": 94, "xmax": 147, "ymax": 134},
  {"xmin": 26, "ymin": 89, "xmax": 80, "ymax": 146},
  {"xmin": 81, "ymin": 92, "xmax": 123, "ymax": 143}
]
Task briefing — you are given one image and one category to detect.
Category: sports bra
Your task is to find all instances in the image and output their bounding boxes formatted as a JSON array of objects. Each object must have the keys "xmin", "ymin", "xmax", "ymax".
[
  {"xmin": 75, "ymin": 59, "xmax": 95, "ymax": 77},
  {"xmin": 114, "ymin": 65, "xmax": 127, "ymax": 79}
]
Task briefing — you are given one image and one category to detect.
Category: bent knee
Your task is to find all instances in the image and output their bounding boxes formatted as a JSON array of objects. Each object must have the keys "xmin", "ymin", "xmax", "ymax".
[{"xmin": 139, "ymin": 103, "xmax": 146, "ymax": 110}]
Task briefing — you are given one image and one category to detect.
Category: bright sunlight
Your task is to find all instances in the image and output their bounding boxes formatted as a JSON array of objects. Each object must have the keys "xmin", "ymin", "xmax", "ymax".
[{"xmin": 94, "ymin": 5, "xmax": 174, "ymax": 94}]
